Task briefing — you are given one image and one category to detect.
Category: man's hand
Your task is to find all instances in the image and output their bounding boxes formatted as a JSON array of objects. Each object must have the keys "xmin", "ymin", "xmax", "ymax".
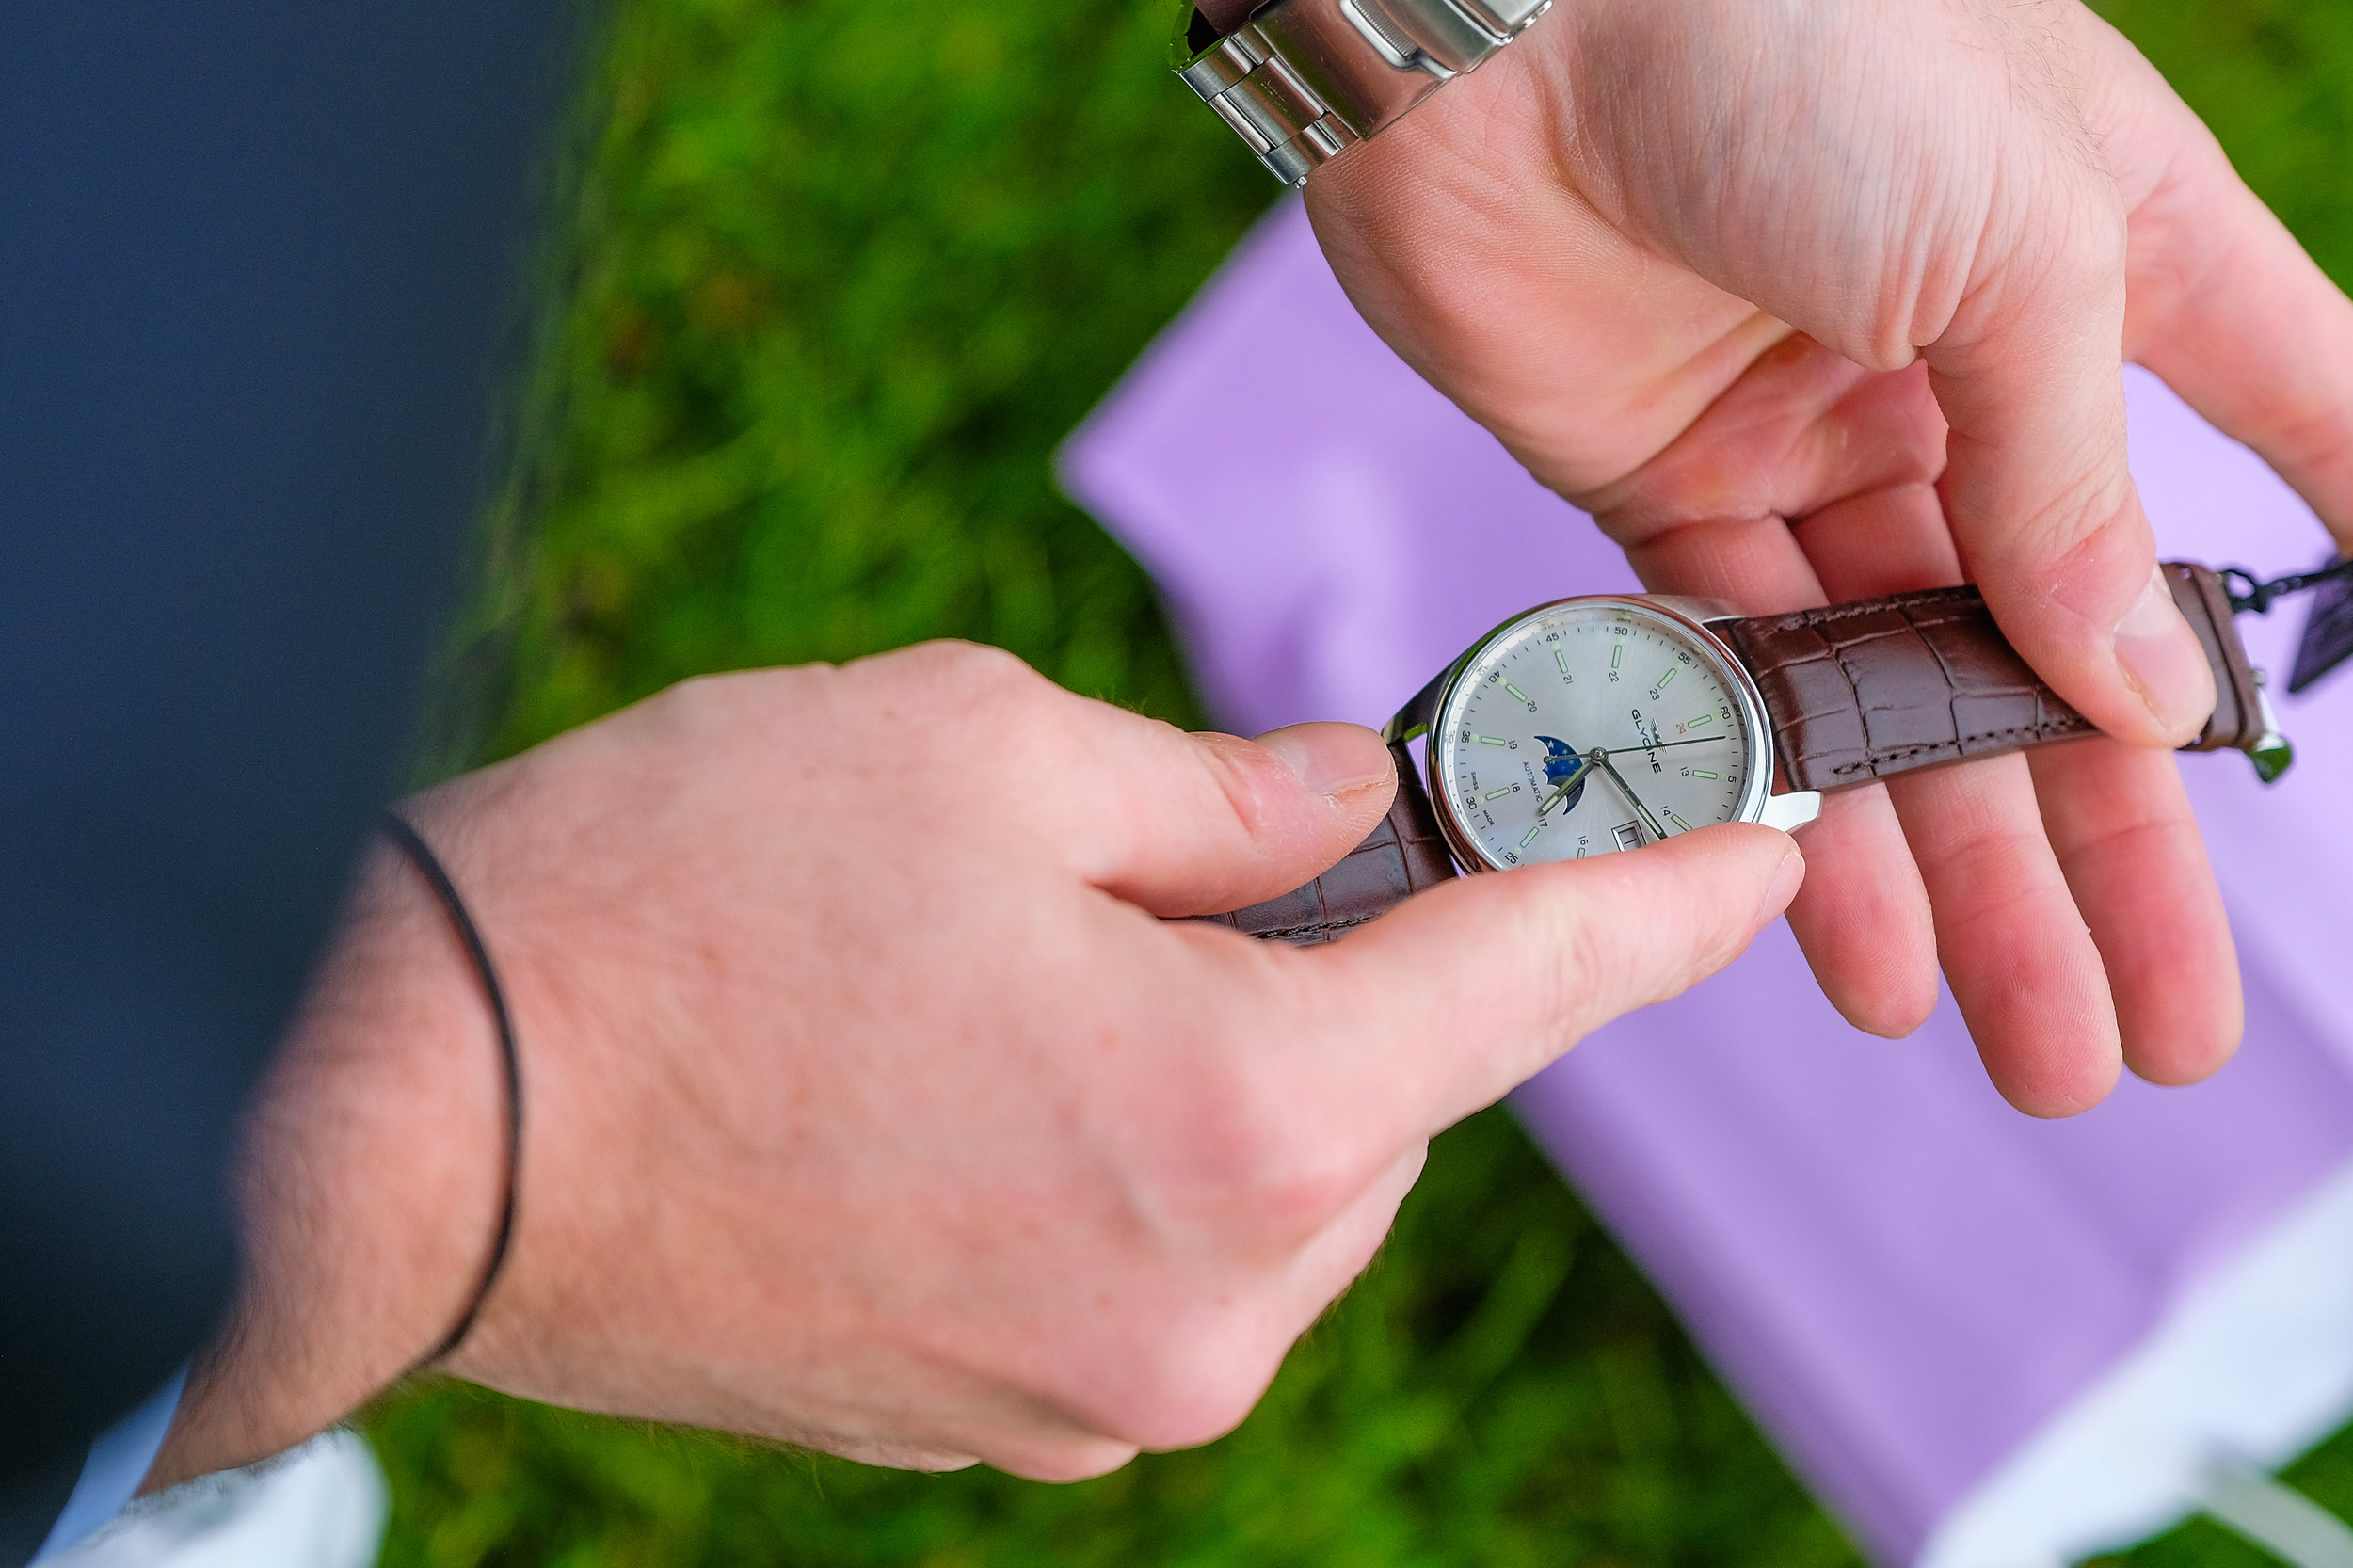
[
  {"xmin": 1305, "ymin": 0, "xmax": 2353, "ymax": 1113},
  {"xmin": 150, "ymin": 642, "xmax": 1801, "ymax": 1486}
]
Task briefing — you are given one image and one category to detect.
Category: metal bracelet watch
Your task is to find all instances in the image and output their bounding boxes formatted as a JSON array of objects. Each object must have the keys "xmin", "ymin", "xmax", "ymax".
[
  {"xmin": 1195, "ymin": 565, "xmax": 2294, "ymax": 945},
  {"xmin": 1169, "ymin": 0, "xmax": 1551, "ymax": 186}
]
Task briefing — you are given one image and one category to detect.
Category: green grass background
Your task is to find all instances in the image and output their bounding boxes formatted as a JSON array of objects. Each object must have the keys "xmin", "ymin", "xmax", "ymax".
[{"xmin": 375, "ymin": 0, "xmax": 2353, "ymax": 1561}]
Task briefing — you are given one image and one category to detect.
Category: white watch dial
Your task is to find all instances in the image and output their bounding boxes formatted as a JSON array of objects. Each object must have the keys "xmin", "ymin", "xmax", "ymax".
[{"xmin": 1432, "ymin": 599, "xmax": 1766, "ymax": 869}]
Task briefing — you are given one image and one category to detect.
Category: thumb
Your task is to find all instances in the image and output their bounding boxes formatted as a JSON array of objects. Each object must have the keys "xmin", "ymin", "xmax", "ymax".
[
  {"xmin": 1075, "ymin": 719, "xmax": 1398, "ymax": 919},
  {"xmin": 1924, "ymin": 197, "xmax": 2214, "ymax": 748},
  {"xmin": 1309, "ymin": 824, "xmax": 1804, "ymax": 1134}
]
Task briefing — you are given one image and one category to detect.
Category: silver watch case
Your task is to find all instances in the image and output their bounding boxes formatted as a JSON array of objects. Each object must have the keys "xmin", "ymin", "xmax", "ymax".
[
  {"xmin": 1170, "ymin": 0, "xmax": 1551, "ymax": 186},
  {"xmin": 1383, "ymin": 594, "xmax": 1821, "ymax": 873}
]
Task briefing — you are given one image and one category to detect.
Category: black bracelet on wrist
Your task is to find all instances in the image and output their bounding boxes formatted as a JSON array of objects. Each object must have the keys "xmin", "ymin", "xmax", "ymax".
[{"xmin": 378, "ymin": 808, "xmax": 522, "ymax": 1366}]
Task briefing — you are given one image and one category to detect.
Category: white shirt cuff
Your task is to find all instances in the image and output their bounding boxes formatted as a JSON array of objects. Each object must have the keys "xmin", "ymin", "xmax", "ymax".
[{"xmin": 30, "ymin": 1369, "xmax": 185, "ymax": 1563}]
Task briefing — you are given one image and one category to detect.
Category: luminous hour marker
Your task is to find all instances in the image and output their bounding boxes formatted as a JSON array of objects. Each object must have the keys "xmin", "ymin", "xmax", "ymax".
[
  {"xmin": 1667, "ymin": 810, "xmax": 1694, "ymax": 833},
  {"xmin": 1690, "ymin": 769, "xmax": 1721, "ymax": 780},
  {"xmin": 1483, "ymin": 786, "xmax": 1514, "ymax": 802},
  {"xmin": 1657, "ymin": 666, "xmax": 1677, "ymax": 688},
  {"xmin": 1478, "ymin": 734, "xmax": 1506, "ymax": 746},
  {"xmin": 1554, "ymin": 648, "xmax": 1571, "ymax": 675},
  {"xmin": 1518, "ymin": 825, "xmax": 1543, "ymax": 849},
  {"xmin": 1610, "ymin": 644, "xmax": 1624, "ymax": 670},
  {"xmin": 1505, "ymin": 682, "xmax": 1531, "ymax": 703},
  {"xmin": 1688, "ymin": 712, "xmax": 1714, "ymax": 728}
]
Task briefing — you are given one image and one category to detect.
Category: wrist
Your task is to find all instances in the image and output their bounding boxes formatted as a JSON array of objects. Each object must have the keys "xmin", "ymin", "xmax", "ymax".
[{"xmin": 143, "ymin": 830, "xmax": 507, "ymax": 1489}]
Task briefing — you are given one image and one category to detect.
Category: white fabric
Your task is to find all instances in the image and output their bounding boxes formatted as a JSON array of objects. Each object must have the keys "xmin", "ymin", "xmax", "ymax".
[
  {"xmin": 47, "ymin": 1431, "xmax": 385, "ymax": 1568},
  {"xmin": 1920, "ymin": 1158, "xmax": 2353, "ymax": 1566}
]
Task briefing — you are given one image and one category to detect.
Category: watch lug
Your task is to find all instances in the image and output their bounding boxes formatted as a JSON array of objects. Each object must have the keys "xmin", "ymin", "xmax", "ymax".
[
  {"xmin": 1757, "ymin": 790, "xmax": 1822, "ymax": 833},
  {"xmin": 1383, "ymin": 663, "xmax": 1453, "ymax": 744}
]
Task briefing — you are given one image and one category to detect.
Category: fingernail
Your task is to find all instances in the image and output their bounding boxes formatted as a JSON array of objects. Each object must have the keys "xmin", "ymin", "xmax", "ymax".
[
  {"xmin": 1255, "ymin": 723, "xmax": 1393, "ymax": 800},
  {"xmin": 2112, "ymin": 565, "xmax": 2214, "ymax": 742},
  {"xmin": 1755, "ymin": 846, "xmax": 1805, "ymax": 927}
]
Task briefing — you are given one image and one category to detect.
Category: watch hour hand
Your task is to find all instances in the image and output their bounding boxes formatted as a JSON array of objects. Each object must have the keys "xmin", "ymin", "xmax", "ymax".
[{"xmin": 1535, "ymin": 755, "xmax": 1593, "ymax": 817}]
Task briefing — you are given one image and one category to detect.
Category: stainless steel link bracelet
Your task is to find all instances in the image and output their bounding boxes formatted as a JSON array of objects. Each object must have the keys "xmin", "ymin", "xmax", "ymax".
[{"xmin": 1169, "ymin": 0, "xmax": 1551, "ymax": 185}]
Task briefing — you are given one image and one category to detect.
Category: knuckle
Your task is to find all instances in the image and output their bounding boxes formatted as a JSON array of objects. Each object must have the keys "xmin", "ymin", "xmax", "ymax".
[
  {"xmin": 987, "ymin": 1439, "xmax": 1142, "ymax": 1485},
  {"xmin": 1094, "ymin": 1324, "xmax": 1280, "ymax": 1451},
  {"xmin": 872, "ymin": 638, "xmax": 1039, "ymax": 706},
  {"xmin": 851, "ymin": 640, "xmax": 1067, "ymax": 747},
  {"xmin": 649, "ymin": 667, "xmax": 762, "ymax": 738},
  {"xmin": 1163, "ymin": 1060, "xmax": 1365, "ymax": 1242}
]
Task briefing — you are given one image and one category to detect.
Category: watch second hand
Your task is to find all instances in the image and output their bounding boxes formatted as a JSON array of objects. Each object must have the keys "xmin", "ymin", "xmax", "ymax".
[
  {"xmin": 1624, "ymin": 734, "xmax": 1725, "ymax": 751},
  {"xmin": 1588, "ymin": 749, "xmax": 1673, "ymax": 842}
]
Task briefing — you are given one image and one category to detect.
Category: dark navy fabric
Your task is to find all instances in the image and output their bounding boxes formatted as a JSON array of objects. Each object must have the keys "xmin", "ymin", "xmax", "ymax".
[{"xmin": 0, "ymin": 4, "xmax": 570, "ymax": 1557}]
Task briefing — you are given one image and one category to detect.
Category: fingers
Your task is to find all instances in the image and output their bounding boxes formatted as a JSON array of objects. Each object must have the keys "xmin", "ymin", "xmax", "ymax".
[
  {"xmin": 2087, "ymin": 14, "xmax": 2353, "ymax": 555},
  {"xmin": 2027, "ymin": 739, "xmax": 2241, "ymax": 1086},
  {"xmin": 1310, "ymin": 823, "xmax": 1803, "ymax": 1134},
  {"xmin": 1800, "ymin": 468, "xmax": 2128, "ymax": 1110},
  {"xmin": 1282, "ymin": 1141, "xmax": 1429, "ymax": 1336},
  {"xmin": 2130, "ymin": 182, "xmax": 2353, "ymax": 554},
  {"xmin": 1607, "ymin": 410, "xmax": 1946, "ymax": 1041},
  {"xmin": 1882, "ymin": 755, "xmax": 2121, "ymax": 1117},
  {"xmin": 1922, "ymin": 176, "xmax": 2217, "ymax": 749},
  {"xmin": 1599, "ymin": 343, "xmax": 2193, "ymax": 1110},
  {"xmin": 1071, "ymin": 717, "xmax": 1398, "ymax": 919},
  {"xmin": 1778, "ymin": 786, "xmax": 1939, "ymax": 1039},
  {"xmin": 969, "ymin": 1142, "xmax": 1428, "ymax": 1476}
]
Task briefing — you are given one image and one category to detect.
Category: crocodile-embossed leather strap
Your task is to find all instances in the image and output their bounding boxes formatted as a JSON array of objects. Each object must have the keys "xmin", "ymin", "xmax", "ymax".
[
  {"xmin": 1191, "ymin": 740, "xmax": 1459, "ymax": 944},
  {"xmin": 1720, "ymin": 562, "xmax": 2266, "ymax": 794}
]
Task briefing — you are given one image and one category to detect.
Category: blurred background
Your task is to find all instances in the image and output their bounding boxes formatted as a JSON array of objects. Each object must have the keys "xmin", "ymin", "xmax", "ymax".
[{"xmin": 374, "ymin": 0, "xmax": 2353, "ymax": 1561}]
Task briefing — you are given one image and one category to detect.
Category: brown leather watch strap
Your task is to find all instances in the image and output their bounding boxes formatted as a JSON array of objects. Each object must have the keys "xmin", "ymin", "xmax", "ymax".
[
  {"xmin": 1721, "ymin": 561, "xmax": 2266, "ymax": 794},
  {"xmin": 1193, "ymin": 561, "xmax": 2266, "ymax": 946},
  {"xmin": 1189, "ymin": 740, "xmax": 1459, "ymax": 945}
]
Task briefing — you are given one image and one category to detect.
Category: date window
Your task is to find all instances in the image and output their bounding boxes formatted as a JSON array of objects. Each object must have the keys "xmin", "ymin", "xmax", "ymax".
[{"xmin": 1611, "ymin": 821, "xmax": 1643, "ymax": 853}]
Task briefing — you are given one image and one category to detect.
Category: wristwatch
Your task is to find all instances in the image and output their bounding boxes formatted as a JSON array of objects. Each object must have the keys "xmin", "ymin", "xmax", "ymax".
[
  {"xmin": 1198, "ymin": 565, "xmax": 2294, "ymax": 944},
  {"xmin": 1170, "ymin": 0, "xmax": 1551, "ymax": 186}
]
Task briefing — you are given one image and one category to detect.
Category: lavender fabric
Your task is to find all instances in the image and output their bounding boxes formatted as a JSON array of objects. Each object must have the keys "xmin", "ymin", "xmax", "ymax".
[{"xmin": 1060, "ymin": 196, "xmax": 2353, "ymax": 1563}]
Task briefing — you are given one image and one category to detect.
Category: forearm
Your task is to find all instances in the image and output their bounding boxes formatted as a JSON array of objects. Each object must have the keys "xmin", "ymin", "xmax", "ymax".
[{"xmin": 144, "ymin": 840, "xmax": 504, "ymax": 1491}]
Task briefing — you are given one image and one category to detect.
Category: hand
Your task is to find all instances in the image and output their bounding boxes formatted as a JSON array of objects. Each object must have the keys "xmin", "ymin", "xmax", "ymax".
[
  {"xmin": 1305, "ymin": 0, "xmax": 2353, "ymax": 1112},
  {"xmin": 148, "ymin": 642, "xmax": 1803, "ymax": 1487}
]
